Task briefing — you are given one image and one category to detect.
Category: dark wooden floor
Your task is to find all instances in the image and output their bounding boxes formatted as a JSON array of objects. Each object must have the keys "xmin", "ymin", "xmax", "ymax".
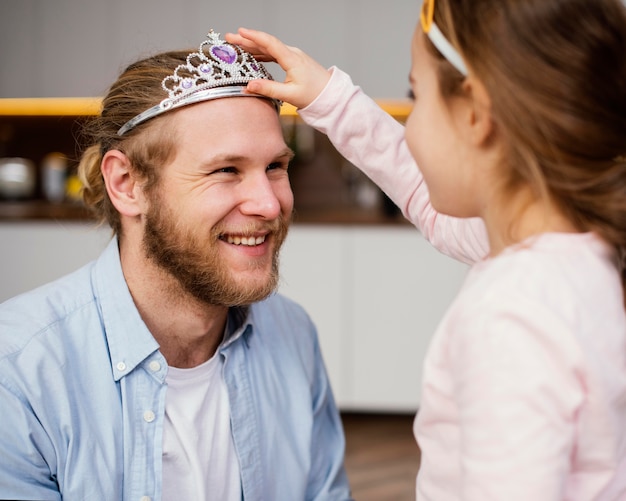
[{"xmin": 342, "ymin": 412, "xmax": 421, "ymax": 500}]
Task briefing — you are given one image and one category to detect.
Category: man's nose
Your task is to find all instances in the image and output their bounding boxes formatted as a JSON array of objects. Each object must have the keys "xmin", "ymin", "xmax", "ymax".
[{"xmin": 239, "ymin": 174, "xmax": 282, "ymax": 220}]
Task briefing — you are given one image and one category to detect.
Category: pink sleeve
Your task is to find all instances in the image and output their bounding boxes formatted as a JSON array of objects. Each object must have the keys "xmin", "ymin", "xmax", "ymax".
[
  {"xmin": 449, "ymin": 296, "xmax": 584, "ymax": 500},
  {"xmin": 298, "ymin": 67, "xmax": 489, "ymax": 264}
]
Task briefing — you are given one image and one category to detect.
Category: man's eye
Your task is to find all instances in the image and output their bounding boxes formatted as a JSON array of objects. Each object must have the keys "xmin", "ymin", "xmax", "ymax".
[
  {"xmin": 267, "ymin": 162, "xmax": 287, "ymax": 171},
  {"xmin": 212, "ymin": 166, "xmax": 236, "ymax": 174}
]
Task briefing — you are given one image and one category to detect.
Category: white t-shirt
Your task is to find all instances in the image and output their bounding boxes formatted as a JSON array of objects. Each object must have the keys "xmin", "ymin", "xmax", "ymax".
[{"xmin": 161, "ymin": 353, "xmax": 241, "ymax": 500}]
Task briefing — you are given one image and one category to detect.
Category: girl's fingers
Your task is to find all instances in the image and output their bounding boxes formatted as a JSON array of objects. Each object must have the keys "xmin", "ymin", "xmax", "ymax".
[
  {"xmin": 224, "ymin": 32, "xmax": 274, "ymax": 61},
  {"xmin": 233, "ymin": 28, "xmax": 299, "ymax": 70},
  {"xmin": 226, "ymin": 27, "xmax": 331, "ymax": 109},
  {"xmin": 246, "ymin": 79, "xmax": 286, "ymax": 100}
]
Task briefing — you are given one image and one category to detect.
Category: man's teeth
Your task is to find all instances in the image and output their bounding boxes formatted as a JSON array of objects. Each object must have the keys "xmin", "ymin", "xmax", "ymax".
[{"xmin": 226, "ymin": 235, "xmax": 266, "ymax": 246}]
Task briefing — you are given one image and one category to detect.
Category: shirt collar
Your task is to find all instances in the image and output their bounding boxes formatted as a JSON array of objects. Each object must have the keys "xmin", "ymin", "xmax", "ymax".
[
  {"xmin": 93, "ymin": 238, "xmax": 160, "ymax": 381},
  {"xmin": 221, "ymin": 305, "xmax": 253, "ymax": 350},
  {"xmin": 93, "ymin": 238, "xmax": 256, "ymax": 379}
]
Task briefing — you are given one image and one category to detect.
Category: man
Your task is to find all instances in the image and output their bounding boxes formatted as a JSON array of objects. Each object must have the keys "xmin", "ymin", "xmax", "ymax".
[{"xmin": 0, "ymin": 31, "xmax": 351, "ymax": 500}]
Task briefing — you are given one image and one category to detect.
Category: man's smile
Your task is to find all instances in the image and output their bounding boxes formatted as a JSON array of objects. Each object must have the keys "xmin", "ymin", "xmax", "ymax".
[{"xmin": 221, "ymin": 233, "xmax": 268, "ymax": 247}]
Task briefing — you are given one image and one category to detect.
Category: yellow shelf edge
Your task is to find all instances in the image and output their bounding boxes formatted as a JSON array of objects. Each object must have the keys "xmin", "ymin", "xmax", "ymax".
[
  {"xmin": 375, "ymin": 99, "xmax": 413, "ymax": 121},
  {"xmin": 0, "ymin": 97, "xmax": 412, "ymax": 120},
  {"xmin": 0, "ymin": 97, "xmax": 103, "ymax": 116}
]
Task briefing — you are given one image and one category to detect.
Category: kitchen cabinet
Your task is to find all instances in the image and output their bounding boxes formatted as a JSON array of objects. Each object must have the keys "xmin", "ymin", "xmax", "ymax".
[
  {"xmin": 1, "ymin": 222, "xmax": 467, "ymax": 411},
  {"xmin": 350, "ymin": 228, "xmax": 467, "ymax": 410},
  {"xmin": 279, "ymin": 225, "xmax": 468, "ymax": 411}
]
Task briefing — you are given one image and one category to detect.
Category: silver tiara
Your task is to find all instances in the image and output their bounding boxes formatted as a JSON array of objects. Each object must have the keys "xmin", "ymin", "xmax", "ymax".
[{"xmin": 117, "ymin": 30, "xmax": 281, "ymax": 136}]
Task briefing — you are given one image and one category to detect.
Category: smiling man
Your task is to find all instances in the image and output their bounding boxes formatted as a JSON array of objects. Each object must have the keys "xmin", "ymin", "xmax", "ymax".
[{"xmin": 0, "ymin": 32, "xmax": 351, "ymax": 501}]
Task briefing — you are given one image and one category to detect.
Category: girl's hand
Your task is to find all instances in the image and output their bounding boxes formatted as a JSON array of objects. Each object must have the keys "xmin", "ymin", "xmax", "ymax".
[{"xmin": 225, "ymin": 28, "xmax": 331, "ymax": 109}]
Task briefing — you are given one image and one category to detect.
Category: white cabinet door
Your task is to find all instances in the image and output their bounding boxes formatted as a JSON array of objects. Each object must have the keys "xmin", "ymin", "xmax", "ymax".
[
  {"xmin": 279, "ymin": 225, "xmax": 469, "ymax": 411},
  {"xmin": 349, "ymin": 227, "xmax": 468, "ymax": 411},
  {"xmin": 278, "ymin": 225, "xmax": 352, "ymax": 403}
]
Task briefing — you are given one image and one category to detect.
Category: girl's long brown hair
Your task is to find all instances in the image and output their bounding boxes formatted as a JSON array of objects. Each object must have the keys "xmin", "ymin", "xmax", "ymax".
[{"xmin": 428, "ymin": 0, "xmax": 626, "ymax": 302}]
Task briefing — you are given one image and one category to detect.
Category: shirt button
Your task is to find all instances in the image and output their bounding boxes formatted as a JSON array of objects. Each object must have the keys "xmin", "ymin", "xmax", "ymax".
[
  {"xmin": 116, "ymin": 362, "xmax": 126, "ymax": 372},
  {"xmin": 143, "ymin": 410, "xmax": 156, "ymax": 423},
  {"xmin": 148, "ymin": 361, "xmax": 161, "ymax": 372}
]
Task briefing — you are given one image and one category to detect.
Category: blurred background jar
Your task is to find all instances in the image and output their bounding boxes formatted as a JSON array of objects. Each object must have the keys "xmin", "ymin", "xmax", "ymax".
[
  {"xmin": 0, "ymin": 157, "xmax": 36, "ymax": 200},
  {"xmin": 41, "ymin": 152, "xmax": 68, "ymax": 203}
]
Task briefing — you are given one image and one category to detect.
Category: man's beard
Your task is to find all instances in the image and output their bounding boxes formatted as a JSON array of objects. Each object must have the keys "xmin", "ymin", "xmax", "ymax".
[{"xmin": 142, "ymin": 197, "xmax": 290, "ymax": 307}]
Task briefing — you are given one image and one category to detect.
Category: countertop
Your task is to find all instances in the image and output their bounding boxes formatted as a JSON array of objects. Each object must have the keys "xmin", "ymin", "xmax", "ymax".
[{"xmin": 0, "ymin": 200, "xmax": 409, "ymax": 225}]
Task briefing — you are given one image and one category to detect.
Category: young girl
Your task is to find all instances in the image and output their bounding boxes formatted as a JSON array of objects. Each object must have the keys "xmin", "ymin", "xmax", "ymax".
[{"xmin": 227, "ymin": 0, "xmax": 626, "ymax": 499}]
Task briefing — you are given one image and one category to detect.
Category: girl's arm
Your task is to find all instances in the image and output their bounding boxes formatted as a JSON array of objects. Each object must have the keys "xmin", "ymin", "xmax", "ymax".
[{"xmin": 227, "ymin": 28, "xmax": 488, "ymax": 264}]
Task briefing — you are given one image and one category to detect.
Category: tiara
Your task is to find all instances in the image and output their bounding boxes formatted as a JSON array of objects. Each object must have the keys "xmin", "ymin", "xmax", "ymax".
[{"xmin": 117, "ymin": 30, "xmax": 281, "ymax": 135}]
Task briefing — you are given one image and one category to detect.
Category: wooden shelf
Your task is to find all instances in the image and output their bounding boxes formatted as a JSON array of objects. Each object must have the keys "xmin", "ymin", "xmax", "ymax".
[
  {"xmin": 0, "ymin": 96, "xmax": 412, "ymax": 224},
  {"xmin": 0, "ymin": 200, "xmax": 408, "ymax": 225},
  {"xmin": 0, "ymin": 201, "xmax": 93, "ymax": 221}
]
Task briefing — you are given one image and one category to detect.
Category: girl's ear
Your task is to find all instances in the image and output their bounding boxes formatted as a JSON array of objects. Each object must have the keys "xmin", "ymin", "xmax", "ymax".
[
  {"xmin": 461, "ymin": 76, "xmax": 494, "ymax": 147},
  {"xmin": 101, "ymin": 150, "xmax": 145, "ymax": 217}
]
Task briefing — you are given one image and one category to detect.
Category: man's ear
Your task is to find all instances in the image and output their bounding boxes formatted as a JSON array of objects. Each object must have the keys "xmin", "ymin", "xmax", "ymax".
[
  {"xmin": 461, "ymin": 76, "xmax": 494, "ymax": 147},
  {"xmin": 101, "ymin": 150, "xmax": 145, "ymax": 217}
]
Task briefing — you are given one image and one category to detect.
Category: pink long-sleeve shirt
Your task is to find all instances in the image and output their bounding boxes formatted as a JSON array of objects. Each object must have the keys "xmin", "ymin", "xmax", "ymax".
[{"xmin": 299, "ymin": 67, "xmax": 626, "ymax": 500}]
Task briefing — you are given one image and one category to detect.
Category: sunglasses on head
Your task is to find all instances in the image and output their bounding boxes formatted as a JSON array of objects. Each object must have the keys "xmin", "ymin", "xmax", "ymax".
[{"xmin": 420, "ymin": 0, "xmax": 468, "ymax": 75}]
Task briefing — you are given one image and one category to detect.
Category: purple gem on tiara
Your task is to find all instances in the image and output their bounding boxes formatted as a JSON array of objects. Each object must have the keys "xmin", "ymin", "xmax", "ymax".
[
  {"xmin": 211, "ymin": 45, "xmax": 237, "ymax": 64},
  {"xmin": 251, "ymin": 63, "xmax": 259, "ymax": 71},
  {"xmin": 199, "ymin": 63, "xmax": 211, "ymax": 73},
  {"xmin": 182, "ymin": 80, "xmax": 193, "ymax": 89}
]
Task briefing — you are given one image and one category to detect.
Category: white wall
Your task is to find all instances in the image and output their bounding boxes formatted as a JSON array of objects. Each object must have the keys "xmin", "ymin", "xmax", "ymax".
[
  {"xmin": 0, "ymin": 0, "xmax": 418, "ymax": 99},
  {"xmin": 0, "ymin": 222, "xmax": 111, "ymax": 301}
]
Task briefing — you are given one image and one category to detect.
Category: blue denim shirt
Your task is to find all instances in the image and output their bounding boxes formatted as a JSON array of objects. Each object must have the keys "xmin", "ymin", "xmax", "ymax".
[{"xmin": 0, "ymin": 238, "xmax": 351, "ymax": 500}]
